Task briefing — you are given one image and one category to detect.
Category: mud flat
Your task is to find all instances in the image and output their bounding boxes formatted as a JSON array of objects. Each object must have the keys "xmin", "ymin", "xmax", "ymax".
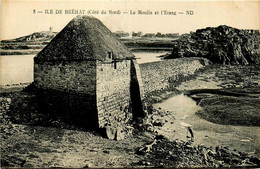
[{"xmin": 152, "ymin": 64, "xmax": 260, "ymax": 157}]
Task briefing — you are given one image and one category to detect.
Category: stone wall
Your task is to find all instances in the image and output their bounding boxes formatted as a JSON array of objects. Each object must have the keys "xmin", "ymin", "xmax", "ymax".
[
  {"xmin": 139, "ymin": 58, "xmax": 209, "ymax": 95},
  {"xmin": 96, "ymin": 60, "xmax": 132, "ymax": 128},
  {"xmin": 36, "ymin": 90, "xmax": 98, "ymax": 129},
  {"xmin": 34, "ymin": 60, "xmax": 96, "ymax": 94},
  {"xmin": 33, "ymin": 59, "xmax": 144, "ymax": 130},
  {"xmin": 34, "ymin": 60, "xmax": 98, "ymax": 129},
  {"xmin": 0, "ymin": 97, "xmax": 11, "ymax": 125},
  {"xmin": 31, "ymin": 57, "xmax": 208, "ymax": 130}
]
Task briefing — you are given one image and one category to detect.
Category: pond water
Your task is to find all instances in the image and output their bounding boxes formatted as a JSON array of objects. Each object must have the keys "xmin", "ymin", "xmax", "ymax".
[
  {"xmin": 133, "ymin": 51, "xmax": 166, "ymax": 64},
  {"xmin": 0, "ymin": 55, "xmax": 35, "ymax": 86},
  {"xmin": 0, "ymin": 51, "xmax": 168, "ymax": 86}
]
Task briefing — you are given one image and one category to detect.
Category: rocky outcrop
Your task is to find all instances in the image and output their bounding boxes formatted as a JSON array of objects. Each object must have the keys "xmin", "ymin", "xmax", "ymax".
[
  {"xmin": 136, "ymin": 137, "xmax": 260, "ymax": 168},
  {"xmin": 165, "ymin": 25, "xmax": 260, "ymax": 65}
]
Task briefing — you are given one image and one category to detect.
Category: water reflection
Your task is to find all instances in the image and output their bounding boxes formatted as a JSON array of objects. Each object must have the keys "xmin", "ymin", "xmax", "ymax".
[{"xmin": 0, "ymin": 55, "xmax": 35, "ymax": 85}]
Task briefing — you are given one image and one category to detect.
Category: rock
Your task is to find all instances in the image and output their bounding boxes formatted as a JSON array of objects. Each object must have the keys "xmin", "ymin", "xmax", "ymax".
[
  {"xmin": 115, "ymin": 127, "xmax": 125, "ymax": 141},
  {"xmin": 146, "ymin": 125, "xmax": 154, "ymax": 132},
  {"xmin": 138, "ymin": 161, "xmax": 151, "ymax": 166},
  {"xmin": 249, "ymin": 156, "xmax": 260, "ymax": 165},
  {"xmin": 185, "ymin": 144, "xmax": 194, "ymax": 149},
  {"xmin": 6, "ymin": 98, "xmax": 11, "ymax": 103},
  {"xmin": 136, "ymin": 149, "xmax": 146, "ymax": 155},
  {"xmin": 140, "ymin": 161, "xmax": 151, "ymax": 166},
  {"xmin": 83, "ymin": 163, "xmax": 93, "ymax": 168},
  {"xmin": 153, "ymin": 119, "xmax": 165, "ymax": 127},
  {"xmin": 231, "ymin": 158, "xmax": 242, "ymax": 164},
  {"xmin": 153, "ymin": 121, "xmax": 163, "ymax": 127},
  {"xmin": 231, "ymin": 151, "xmax": 240, "ymax": 157},
  {"xmin": 105, "ymin": 126, "xmax": 116, "ymax": 140},
  {"xmin": 20, "ymin": 160, "xmax": 26, "ymax": 167},
  {"xmin": 165, "ymin": 25, "xmax": 260, "ymax": 65},
  {"xmin": 125, "ymin": 125, "xmax": 134, "ymax": 135},
  {"xmin": 159, "ymin": 162, "xmax": 164, "ymax": 167},
  {"xmin": 155, "ymin": 134, "xmax": 166, "ymax": 140}
]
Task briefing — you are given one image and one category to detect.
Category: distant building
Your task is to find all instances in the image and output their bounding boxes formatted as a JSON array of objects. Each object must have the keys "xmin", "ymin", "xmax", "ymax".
[
  {"xmin": 165, "ymin": 33, "xmax": 180, "ymax": 38},
  {"xmin": 143, "ymin": 33, "xmax": 155, "ymax": 37},
  {"xmin": 142, "ymin": 32, "xmax": 180, "ymax": 38},
  {"xmin": 155, "ymin": 32, "xmax": 163, "ymax": 37},
  {"xmin": 137, "ymin": 32, "xmax": 143, "ymax": 37},
  {"xmin": 113, "ymin": 31, "xmax": 130, "ymax": 38},
  {"xmin": 132, "ymin": 32, "xmax": 143, "ymax": 37}
]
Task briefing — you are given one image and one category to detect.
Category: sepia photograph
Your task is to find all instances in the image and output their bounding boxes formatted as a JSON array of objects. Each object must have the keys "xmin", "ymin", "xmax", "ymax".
[{"xmin": 0, "ymin": 0, "xmax": 259, "ymax": 168}]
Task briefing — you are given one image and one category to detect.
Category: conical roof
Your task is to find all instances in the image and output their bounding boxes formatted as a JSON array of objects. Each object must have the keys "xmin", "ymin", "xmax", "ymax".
[{"xmin": 35, "ymin": 15, "xmax": 134, "ymax": 62}]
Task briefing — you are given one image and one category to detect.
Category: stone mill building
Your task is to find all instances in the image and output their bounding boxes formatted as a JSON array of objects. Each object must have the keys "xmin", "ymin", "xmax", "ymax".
[{"xmin": 34, "ymin": 15, "xmax": 144, "ymax": 133}]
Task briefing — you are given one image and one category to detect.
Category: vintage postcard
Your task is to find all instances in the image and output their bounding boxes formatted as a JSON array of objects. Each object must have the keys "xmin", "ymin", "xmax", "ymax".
[{"xmin": 0, "ymin": 0, "xmax": 259, "ymax": 168}]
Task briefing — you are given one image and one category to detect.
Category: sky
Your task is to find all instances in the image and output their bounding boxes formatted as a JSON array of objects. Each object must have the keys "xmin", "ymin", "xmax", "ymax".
[{"xmin": 1, "ymin": 0, "xmax": 259, "ymax": 40}]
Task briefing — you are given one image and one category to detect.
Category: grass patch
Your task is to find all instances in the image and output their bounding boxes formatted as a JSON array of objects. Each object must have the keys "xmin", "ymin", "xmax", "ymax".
[{"xmin": 196, "ymin": 96, "xmax": 260, "ymax": 126}]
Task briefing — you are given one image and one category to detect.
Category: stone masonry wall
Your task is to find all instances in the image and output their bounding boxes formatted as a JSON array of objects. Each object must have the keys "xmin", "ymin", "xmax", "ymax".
[
  {"xmin": 139, "ymin": 58, "xmax": 209, "ymax": 95},
  {"xmin": 34, "ymin": 60, "xmax": 98, "ymax": 129},
  {"xmin": 31, "ymin": 57, "xmax": 208, "ymax": 129},
  {"xmin": 96, "ymin": 60, "xmax": 132, "ymax": 128},
  {"xmin": 0, "ymin": 97, "xmax": 11, "ymax": 126},
  {"xmin": 34, "ymin": 60, "xmax": 96, "ymax": 94}
]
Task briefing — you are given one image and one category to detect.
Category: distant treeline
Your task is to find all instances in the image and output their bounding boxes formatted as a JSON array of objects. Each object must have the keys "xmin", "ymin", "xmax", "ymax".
[{"xmin": 113, "ymin": 31, "xmax": 180, "ymax": 38}]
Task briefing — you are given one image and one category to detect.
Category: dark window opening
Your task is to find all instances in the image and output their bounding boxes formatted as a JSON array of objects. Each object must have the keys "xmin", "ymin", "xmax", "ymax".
[{"xmin": 107, "ymin": 52, "xmax": 113, "ymax": 59}]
